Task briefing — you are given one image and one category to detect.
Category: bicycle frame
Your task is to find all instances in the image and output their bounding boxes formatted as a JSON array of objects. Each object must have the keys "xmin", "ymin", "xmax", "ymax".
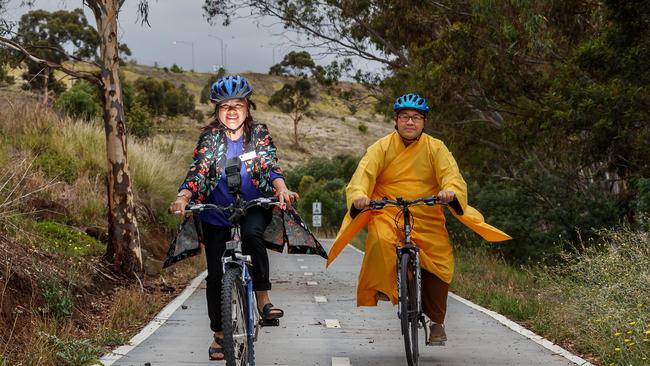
[
  {"xmin": 222, "ymin": 228, "xmax": 258, "ymax": 343},
  {"xmin": 395, "ymin": 203, "xmax": 423, "ymax": 319}
]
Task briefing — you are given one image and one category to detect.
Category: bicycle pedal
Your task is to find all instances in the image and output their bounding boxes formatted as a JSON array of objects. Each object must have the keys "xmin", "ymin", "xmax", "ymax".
[{"xmin": 259, "ymin": 318, "xmax": 280, "ymax": 327}]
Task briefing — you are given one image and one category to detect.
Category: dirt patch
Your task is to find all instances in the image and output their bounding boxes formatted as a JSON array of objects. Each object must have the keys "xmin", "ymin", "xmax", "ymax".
[{"xmin": 0, "ymin": 232, "xmax": 198, "ymax": 365}]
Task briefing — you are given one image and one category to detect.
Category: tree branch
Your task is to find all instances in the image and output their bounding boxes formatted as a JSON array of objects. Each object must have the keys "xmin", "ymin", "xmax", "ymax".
[{"xmin": 0, "ymin": 36, "xmax": 102, "ymax": 85}]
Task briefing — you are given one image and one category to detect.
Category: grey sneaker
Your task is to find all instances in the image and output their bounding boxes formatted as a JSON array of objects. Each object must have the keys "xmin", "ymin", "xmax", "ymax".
[{"xmin": 428, "ymin": 323, "xmax": 447, "ymax": 345}]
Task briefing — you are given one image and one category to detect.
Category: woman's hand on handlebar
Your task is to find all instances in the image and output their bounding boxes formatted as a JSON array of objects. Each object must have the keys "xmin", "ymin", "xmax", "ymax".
[
  {"xmin": 437, "ymin": 190, "xmax": 456, "ymax": 204},
  {"xmin": 169, "ymin": 195, "xmax": 190, "ymax": 215},
  {"xmin": 276, "ymin": 189, "xmax": 299, "ymax": 209}
]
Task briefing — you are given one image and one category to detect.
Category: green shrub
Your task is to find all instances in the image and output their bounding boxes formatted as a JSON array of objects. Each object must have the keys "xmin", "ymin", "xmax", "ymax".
[
  {"xmin": 170, "ymin": 64, "xmax": 183, "ymax": 73},
  {"xmin": 33, "ymin": 220, "xmax": 104, "ymax": 257},
  {"xmin": 126, "ymin": 102, "xmax": 153, "ymax": 139},
  {"xmin": 35, "ymin": 151, "xmax": 79, "ymax": 183},
  {"xmin": 40, "ymin": 278, "xmax": 75, "ymax": 320},
  {"xmin": 41, "ymin": 332, "xmax": 101, "ymax": 366},
  {"xmin": 54, "ymin": 81, "xmax": 100, "ymax": 121},
  {"xmin": 357, "ymin": 123, "xmax": 368, "ymax": 133}
]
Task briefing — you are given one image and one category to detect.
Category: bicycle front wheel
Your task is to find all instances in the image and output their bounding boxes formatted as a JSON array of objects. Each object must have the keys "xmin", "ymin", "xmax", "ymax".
[
  {"xmin": 399, "ymin": 252, "xmax": 419, "ymax": 366},
  {"xmin": 221, "ymin": 266, "xmax": 254, "ymax": 366}
]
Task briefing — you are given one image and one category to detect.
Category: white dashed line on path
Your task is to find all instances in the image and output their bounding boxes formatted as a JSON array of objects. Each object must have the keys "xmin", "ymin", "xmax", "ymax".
[
  {"xmin": 325, "ymin": 319, "xmax": 341, "ymax": 328},
  {"xmin": 332, "ymin": 357, "xmax": 351, "ymax": 366},
  {"xmin": 314, "ymin": 296, "xmax": 328, "ymax": 303}
]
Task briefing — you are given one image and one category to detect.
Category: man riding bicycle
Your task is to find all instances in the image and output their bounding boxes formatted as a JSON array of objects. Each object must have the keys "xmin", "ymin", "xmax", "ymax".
[{"xmin": 328, "ymin": 93, "xmax": 511, "ymax": 343}]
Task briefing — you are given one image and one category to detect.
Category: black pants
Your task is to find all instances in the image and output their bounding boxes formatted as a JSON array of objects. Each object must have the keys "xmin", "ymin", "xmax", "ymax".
[{"xmin": 202, "ymin": 206, "xmax": 273, "ymax": 332}]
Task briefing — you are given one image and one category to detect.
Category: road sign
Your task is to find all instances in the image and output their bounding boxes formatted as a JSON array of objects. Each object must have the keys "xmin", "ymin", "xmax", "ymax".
[
  {"xmin": 312, "ymin": 214, "xmax": 322, "ymax": 228},
  {"xmin": 312, "ymin": 201, "xmax": 322, "ymax": 215}
]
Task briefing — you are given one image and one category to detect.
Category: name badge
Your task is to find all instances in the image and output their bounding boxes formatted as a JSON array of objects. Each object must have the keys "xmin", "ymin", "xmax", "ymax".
[{"xmin": 239, "ymin": 151, "xmax": 257, "ymax": 162}]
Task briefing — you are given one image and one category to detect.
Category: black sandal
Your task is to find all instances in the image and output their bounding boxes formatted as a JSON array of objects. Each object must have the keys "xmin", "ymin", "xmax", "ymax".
[
  {"xmin": 209, "ymin": 334, "xmax": 224, "ymax": 361},
  {"xmin": 259, "ymin": 303, "xmax": 284, "ymax": 320}
]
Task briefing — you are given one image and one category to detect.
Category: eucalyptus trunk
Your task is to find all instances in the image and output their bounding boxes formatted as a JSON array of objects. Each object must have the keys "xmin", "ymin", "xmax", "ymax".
[{"xmin": 90, "ymin": 0, "xmax": 142, "ymax": 275}]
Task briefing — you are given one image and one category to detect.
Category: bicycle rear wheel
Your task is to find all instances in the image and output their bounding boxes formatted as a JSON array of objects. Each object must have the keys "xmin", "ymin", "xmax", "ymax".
[
  {"xmin": 399, "ymin": 252, "xmax": 419, "ymax": 366},
  {"xmin": 221, "ymin": 266, "xmax": 254, "ymax": 366}
]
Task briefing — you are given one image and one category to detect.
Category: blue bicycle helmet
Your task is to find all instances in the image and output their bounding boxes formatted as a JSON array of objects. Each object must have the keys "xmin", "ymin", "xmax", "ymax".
[
  {"xmin": 210, "ymin": 75, "xmax": 254, "ymax": 103},
  {"xmin": 393, "ymin": 93, "xmax": 429, "ymax": 114}
]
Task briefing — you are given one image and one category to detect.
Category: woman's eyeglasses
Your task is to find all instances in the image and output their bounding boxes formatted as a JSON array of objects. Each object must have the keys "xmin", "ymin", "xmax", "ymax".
[
  {"xmin": 397, "ymin": 114, "xmax": 425, "ymax": 122},
  {"xmin": 219, "ymin": 103, "xmax": 246, "ymax": 112}
]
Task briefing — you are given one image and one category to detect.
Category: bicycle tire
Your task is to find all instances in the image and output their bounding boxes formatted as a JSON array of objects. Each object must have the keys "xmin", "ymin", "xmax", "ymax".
[
  {"xmin": 399, "ymin": 251, "xmax": 419, "ymax": 366},
  {"xmin": 221, "ymin": 266, "xmax": 253, "ymax": 366}
]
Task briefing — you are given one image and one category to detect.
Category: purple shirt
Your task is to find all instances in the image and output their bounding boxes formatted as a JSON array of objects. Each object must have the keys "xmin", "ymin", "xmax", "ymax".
[{"xmin": 199, "ymin": 135, "xmax": 282, "ymax": 226}]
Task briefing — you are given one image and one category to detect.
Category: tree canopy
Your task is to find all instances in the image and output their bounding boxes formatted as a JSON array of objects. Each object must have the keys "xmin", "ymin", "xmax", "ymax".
[{"xmin": 206, "ymin": 0, "xmax": 650, "ymax": 262}]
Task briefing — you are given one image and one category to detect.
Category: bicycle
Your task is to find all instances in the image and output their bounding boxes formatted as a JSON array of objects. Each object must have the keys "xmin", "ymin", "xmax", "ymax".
[
  {"xmin": 365, "ymin": 195, "xmax": 463, "ymax": 366},
  {"xmin": 186, "ymin": 196, "xmax": 282, "ymax": 366}
]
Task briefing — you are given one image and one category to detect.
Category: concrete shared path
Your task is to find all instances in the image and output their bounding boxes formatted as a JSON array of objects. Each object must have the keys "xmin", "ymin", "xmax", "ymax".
[{"xmin": 104, "ymin": 240, "xmax": 588, "ymax": 366}]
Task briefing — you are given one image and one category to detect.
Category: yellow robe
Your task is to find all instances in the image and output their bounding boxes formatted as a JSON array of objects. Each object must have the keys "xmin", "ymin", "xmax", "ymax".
[{"xmin": 328, "ymin": 132, "xmax": 511, "ymax": 306}]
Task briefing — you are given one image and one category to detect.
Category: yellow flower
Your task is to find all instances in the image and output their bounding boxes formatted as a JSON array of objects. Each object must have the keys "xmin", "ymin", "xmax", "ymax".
[
  {"xmin": 638, "ymin": 303, "xmax": 644, "ymax": 308},
  {"xmin": 624, "ymin": 338, "xmax": 631, "ymax": 343},
  {"xmin": 628, "ymin": 342, "xmax": 635, "ymax": 346},
  {"xmin": 628, "ymin": 321, "xmax": 636, "ymax": 326},
  {"xmin": 645, "ymin": 330, "xmax": 650, "ymax": 335},
  {"xmin": 626, "ymin": 330, "xmax": 634, "ymax": 334},
  {"xmin": 614, "ymin": 347, "xmax": 621, "ymax": 352},
  {"xmin": 614, "ymin": 332, "xmax": 622, "ymax": 336}
]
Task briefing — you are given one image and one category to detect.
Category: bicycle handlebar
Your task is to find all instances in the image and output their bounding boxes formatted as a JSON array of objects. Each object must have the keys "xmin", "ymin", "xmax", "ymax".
[
  {"xmin": 367, "ymin": 195, "xmax": 464, "ymax": 216},
  {"xmin": 185, "ymin": 197, "xmax": 282, "ymax": 221}
]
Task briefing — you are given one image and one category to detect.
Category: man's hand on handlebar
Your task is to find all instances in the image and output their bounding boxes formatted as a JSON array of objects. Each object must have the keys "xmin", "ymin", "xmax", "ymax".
[
  {"xmin": 437, "ymin": 190, "xmax": 456, "ymax": 204},
  {"xmin": 353, "ymin": 196, "xmax": 371, "ymax": 210}
]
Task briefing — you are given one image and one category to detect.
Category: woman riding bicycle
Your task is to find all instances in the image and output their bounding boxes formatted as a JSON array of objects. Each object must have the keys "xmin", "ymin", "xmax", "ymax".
[
  {"xmin": 169, "ymin": 75, "xmax": 303, "ymax": 361},
  {"xmin": 328, "ymin": 93, "xmax": 510, "ymax": 344}
]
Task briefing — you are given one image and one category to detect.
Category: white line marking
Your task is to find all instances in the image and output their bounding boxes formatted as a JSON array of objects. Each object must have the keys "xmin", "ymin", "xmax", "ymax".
[
  {"xmin": 325, "ymin": 319, "xmax": 341, "ymax": 328},
  {"xmin": 344, "ymin": 242, "xmax": 592, "ymax": 366},
  {"xmin": 304, "ymin": 272, "xmax": 313, "ymax": 276},
  {"xmin": 300, "ymin": 265, "xmax": 308, "ymax": 269},
  {"xmin": 97, "ymin": 270, "xmax": 208, "ymax": 366},
  {"xmin": 332, "ymin": 357, "xmax": 351, "ymax": 366},
  {"xmin": 297, "ymin": 258, "xmax": 305, "ymax": 262},
  {"xmin": 307, "ymin": 281, "xmax": 318, "ymax": 286},
  {"xmin": 314, "ymin": 296, "xmax": 328, "ymax": 303}
]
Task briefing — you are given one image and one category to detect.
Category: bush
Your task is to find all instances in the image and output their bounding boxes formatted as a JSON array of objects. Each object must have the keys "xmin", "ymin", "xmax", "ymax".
[
  {"xmin": 357, "ymin": 123, "xmax": 368, "ymax": 133},
  {"xmin": 35, "ymin": 151, "xmax": 79, "ymax": 183},
  {"xmin": 126, "ymin": 102, "xmax": 153, "ymax": 139},
  {"xmin": 54, "ymin": 81, "xmax": 100, "ymax": 121},
  {"xmin": 41, "ymin": 332, "xmax": 101, "ymax": 366},
  {"xmin": 170, "ymin": 64, "xmax": 183, "ymax": 73},
  {"xmin": 40, "ymin": 277, "xmax": 75, "ymax": 320},
  {"xmin": 33, "ymin": 220, "xmax": 104, "ymax": 257}
]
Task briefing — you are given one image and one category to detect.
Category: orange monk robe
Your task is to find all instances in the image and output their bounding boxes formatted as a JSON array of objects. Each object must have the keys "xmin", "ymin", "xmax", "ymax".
[{"xmin": 328, "ymin": 132, "xmax": 511, "ymax": 306}]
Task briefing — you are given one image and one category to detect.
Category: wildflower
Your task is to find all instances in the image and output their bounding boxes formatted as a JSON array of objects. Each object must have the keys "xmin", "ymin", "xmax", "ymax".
[
  {"xmin": 638, "ymin": 303, "xmax": 644, "ymax": 308},
  {"xmin": 628, "ymin": 321, "xmax": 636, "ymax": 326},
  {"xmin": 626, "ymin": 330, "xmax": 634, "ymax": 335},
  {"xmin": 645, "ymin": 330, "xmax": 650, "ymax": 335},
  {"xmin": 614, "ymin": 332, "xmax": 622, "ymax": 337},
  {"xmin": 628, "ymin": 342, "xmax": 635, "ymax": 346},
  {"xmin": 614, "ymin": 347, "xmax": 621, "ymax": 352},
  {"xmin": 624, "ymin": 339, "xmax": 631, "ymax": 343}
]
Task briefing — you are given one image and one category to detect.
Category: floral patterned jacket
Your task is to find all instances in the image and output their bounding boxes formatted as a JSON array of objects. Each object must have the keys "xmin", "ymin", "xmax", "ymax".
[
  {"xmin": 180, "ymin": 123, "xmax": 281, "ymax": 201},
  {"xmin": 164, "ymin": 123, "xmax": 327, "ymax": 268}
]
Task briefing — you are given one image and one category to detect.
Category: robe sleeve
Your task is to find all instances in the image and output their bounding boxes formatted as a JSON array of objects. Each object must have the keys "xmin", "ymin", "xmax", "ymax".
[
  {"xmin": 429, "ymin": 139, "xmax": 468, "ymax": 211},
  {"xmin": 346, "ymin": 142, "xmax": 386, "ymax": 210}
]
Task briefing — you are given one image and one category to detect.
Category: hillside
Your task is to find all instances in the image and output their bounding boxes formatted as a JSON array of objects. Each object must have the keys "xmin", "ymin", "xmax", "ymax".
[{"xmin": 119, "ymin": 63, "xmax": 393, "ymax": 167}]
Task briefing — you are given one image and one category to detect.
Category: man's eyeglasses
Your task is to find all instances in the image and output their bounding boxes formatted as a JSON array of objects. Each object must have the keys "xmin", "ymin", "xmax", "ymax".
[
  {"xmin": 219, "ymin": 103, "xmax": 247, "ymax": 112},
  {"xmin": 397, "ymin": 114, "xmax": 425, "ymax": 123}
]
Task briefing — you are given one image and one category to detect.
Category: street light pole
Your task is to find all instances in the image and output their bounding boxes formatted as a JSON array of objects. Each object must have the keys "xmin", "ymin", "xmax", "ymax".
[
  {"xmin": 172, "ymin": 40, "xmax": 195, "ymax": 71},
  {"xmin": 208, "ymin": 35, "xmax": 225, "ymax": 70}
]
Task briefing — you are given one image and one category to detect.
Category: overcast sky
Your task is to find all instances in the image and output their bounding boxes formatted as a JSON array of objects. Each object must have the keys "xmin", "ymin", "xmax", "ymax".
[{"xmin": 2, "ymin": 0, "xmax": 382, "ymax": 75}]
